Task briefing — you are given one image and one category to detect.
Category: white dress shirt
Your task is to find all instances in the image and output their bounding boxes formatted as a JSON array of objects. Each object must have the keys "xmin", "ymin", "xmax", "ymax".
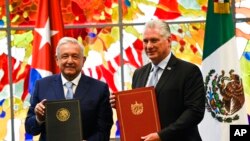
[{"xmin": 61, "ymin": 73, "xmax": 81, "ymax": 97}]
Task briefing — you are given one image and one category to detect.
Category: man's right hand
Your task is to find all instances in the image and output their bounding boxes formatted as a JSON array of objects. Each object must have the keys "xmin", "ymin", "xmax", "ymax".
[
  {"xmin": 109, "ymin": 94, "xmax": 116, "ymax": 108},
  {"xmin": 35, "ymin": 99, "xmax": 47, "ymax": 122}
]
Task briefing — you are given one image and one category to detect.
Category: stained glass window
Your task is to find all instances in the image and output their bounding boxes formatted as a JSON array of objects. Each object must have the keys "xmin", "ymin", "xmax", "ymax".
[{"xmin": 1, "ymin": 0, "xmax": 250, "ymax": 141}]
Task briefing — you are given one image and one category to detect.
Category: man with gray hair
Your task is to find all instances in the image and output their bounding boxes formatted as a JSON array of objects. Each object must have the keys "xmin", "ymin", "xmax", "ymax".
[
  {"xmin": 110, "ymin": 19, "xmax": 205, "ymax": 141},
  {"xmin": 25, "ymin": 37, "xmax": 113, "ymax": 141}
]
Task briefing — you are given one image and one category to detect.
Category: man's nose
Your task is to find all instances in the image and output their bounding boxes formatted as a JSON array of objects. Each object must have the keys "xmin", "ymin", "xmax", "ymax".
[
  {"xmin": 146, "ymin": 41, "xmax": 154, "ymax": 48},
  {"xmin": 67, "ymin": 56, "xmax": 74, "ymax": 62}
]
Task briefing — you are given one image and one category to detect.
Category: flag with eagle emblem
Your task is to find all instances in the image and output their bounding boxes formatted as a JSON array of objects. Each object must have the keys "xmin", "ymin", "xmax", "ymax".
[{"xmin": 199, "ymin": 0, "xmax": 248, "ymax": 141}]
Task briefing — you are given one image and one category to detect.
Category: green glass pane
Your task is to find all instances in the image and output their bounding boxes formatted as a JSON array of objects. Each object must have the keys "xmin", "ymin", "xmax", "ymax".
[{"xmin": 11, "ymin": 30, "xmax": 33, "ymax": 63}]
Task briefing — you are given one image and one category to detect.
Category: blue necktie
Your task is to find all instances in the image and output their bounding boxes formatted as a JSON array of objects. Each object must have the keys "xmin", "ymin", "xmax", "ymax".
[
  {"xmin": 65, "ymin": 82, "xmax": 73, "ymax": 99},
  {"xmin": 148, "ymin": 66, "xmax": 160, "ymax": 87}
]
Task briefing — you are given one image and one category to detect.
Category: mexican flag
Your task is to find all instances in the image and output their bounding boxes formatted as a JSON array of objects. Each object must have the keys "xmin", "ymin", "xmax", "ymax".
[{"xmin": 199, "ymin": 0, "xmax": 248, "ymax": 141}]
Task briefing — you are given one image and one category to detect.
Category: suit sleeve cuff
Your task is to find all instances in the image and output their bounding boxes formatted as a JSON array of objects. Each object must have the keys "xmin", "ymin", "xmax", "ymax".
[{"xmin": 36, "ymin": 115, "xmax": 45, "ymax": 125}]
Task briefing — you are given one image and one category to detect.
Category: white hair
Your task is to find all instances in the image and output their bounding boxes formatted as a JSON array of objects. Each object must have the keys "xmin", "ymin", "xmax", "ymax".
[
  {"xmin": 144, "ymin": 19, "xmax": 171, "ymax": 38},
  {"xmin": 56, "ymin": 37, "xmax": 84, "ymax": 56}
]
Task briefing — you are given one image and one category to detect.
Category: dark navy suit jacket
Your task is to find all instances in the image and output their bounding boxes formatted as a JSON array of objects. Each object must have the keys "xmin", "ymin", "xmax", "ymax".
[
  {"xmin": 25, "ymin": 74, "xmax": 113, "ymax": 141},
  {"xmin": 132, "ymin": 54, "xmax": 205, "ymax": 141}
]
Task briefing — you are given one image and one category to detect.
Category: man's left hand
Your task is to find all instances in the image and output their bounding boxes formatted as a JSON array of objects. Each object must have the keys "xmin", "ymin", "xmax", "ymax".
[{"xmin": 141, "ymin": 132, "xmax": 161, "ymax": 141}]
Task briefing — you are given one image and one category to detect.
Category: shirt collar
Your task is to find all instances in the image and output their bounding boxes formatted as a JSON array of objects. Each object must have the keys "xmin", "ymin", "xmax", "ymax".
[
  {"xmin": 151, "ymin": 52, "xmax": 171, "ymax": 70},
  {"xmin": 61, "ymin": 73, "xmax": 82, "ymax": 86}
]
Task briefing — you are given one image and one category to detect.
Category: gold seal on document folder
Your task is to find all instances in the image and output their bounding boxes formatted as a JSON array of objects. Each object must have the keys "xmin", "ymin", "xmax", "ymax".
[
  {"xmin": 56, "ymin": 108, "xmax": 70, "ymax": 122},
  {"xmin": 46, "ymin": 99, "xmax": 82, "ymax": 141},
  {"xmin": 131, "ymin": 101, "xmax": 143, "ymax": 115}
]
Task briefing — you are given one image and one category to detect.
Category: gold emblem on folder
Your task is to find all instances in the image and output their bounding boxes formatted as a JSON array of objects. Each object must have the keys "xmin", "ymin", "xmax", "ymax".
[
  {"xmin": 131, "ymin": 101, "xmax": 143, "ymax": 115},
  {"xmin": 56, "ymin": 108, "xmax": 70, "ymax": 122}
]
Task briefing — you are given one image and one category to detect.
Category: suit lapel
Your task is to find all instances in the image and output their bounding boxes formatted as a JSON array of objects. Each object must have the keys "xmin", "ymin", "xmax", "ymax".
[
  {"xmin": 74, "ymin": 74, "xmax": 89, "ymax": 100},
  {"xmin": 156, "ymin": 55, "xmax": 178, "ymax": 93},
  {"xmin": 142, "ymin": 64, "xmax": 152, "ymax": 87},
  {"xmin": 54, "ymin": 75, "xmax": 65, "ymax": 99}
]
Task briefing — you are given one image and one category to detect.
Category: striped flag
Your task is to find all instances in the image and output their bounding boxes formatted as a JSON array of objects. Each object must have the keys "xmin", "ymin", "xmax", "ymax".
[
  {"xmin": 27, "ymin": 1, "xmax": 64, "ymax": 139},
  {"xmin": 199, "ymin": 0, "xmax": 248, "ymax": 141},
  {"xmin": 28, "ymin": 0, "xmax": 64, "ymax": 94}
]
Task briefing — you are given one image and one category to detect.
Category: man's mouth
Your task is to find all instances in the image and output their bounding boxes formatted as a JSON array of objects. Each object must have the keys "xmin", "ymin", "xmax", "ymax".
[{"xmin": 147, "ymin": 51, "xmax": 155, "ymax": 55}]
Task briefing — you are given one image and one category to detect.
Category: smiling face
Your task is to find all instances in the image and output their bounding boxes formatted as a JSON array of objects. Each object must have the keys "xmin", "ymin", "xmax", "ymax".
[
  {"xmin": 143, "ymin": 26, "xmax": 171, "ymax": 65},
  {"xmin": 56, "ymin": 42, "xmax": 85, "ymax": 81}
]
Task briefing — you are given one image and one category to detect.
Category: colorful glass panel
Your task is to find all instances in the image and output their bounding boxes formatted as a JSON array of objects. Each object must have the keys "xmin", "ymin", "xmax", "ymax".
[
  {"xmin": 8, "ymin": 0, "xmax": 119, "ymax": 27},
  {"xmin": 65, "ymin": 27, "xmax": 122, "ymax": 93},
  {"xmin": 0, "ymin": 0, "xmax": 6, "ymax": 27},
  {"xmin": 236, "ymin": 21, "xmax": 250, "ymax": 119},
  {"xmin": 122, "ymin": 0, "xmax": 208, "ymax": 23},
  {"xmin": 122, "ymin": 22, "xmax": 205, "ymax": 89},
  {"xmin": 1, "ymin": 0, "xmax": 250, "ymax": 141},
  {"xmin": 0, "ymin": 30, "xmax": 33, "ymax": 140},
  {"xmin": 0, "ymin": 31, "xmax": 9, "ymax": 140},
  {"xmin": 235, "ymin": 0, "xmax": 250, "ymax": 18}
]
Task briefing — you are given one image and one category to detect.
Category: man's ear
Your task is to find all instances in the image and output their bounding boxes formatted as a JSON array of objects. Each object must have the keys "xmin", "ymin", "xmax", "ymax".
[
  {"xmin": 55, "ymin": 56, "xmax": 59, "ymax": 66},
  {"xmin": 82, "ymin": 56, "xmax": 86, "ymax": 64},
  {"xmin": 167, "ymin": 35, "xmax": 172, "ymax": 42}
]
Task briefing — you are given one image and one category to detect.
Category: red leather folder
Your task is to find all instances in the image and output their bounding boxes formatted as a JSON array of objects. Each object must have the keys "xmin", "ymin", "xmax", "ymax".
[{"xmin": 115, "ymin": 87, "xmax": 161, "ymax": 141}]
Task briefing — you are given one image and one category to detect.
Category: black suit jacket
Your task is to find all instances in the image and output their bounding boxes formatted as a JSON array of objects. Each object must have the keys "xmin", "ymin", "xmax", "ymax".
[
  {"xmin": 132, "ymin": 54, "xmax": 205, "ymax": 141},
  {"xmin": 25, "ymin": 74, "xmax": 113, "ymax": 141}
]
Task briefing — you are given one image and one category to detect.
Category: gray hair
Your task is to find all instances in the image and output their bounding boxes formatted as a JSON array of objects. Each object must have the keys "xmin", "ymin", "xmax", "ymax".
[
  {"xmin": 56, "ymin": 37, "xmax": 84, "ymax": 57},
  {"xmin": 144, "ymin": 19, "xmax": 171, "ymax": 38}
]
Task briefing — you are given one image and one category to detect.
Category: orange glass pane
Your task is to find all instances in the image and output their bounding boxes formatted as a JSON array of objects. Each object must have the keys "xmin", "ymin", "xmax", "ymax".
[
  {"xmin": 0, "ymin": 0, "xmax": 6, "ymax": 27},
  {"xmin": 170, "ymin": 23, "xmax": 205, "ymax": 66},
  {"xmin": 121, "ymin": 0, "xmax": 208, "ymax": 23},
  {"xmin": 8, "ymin": 0, "xmax": 119, "ymax": 27}
]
